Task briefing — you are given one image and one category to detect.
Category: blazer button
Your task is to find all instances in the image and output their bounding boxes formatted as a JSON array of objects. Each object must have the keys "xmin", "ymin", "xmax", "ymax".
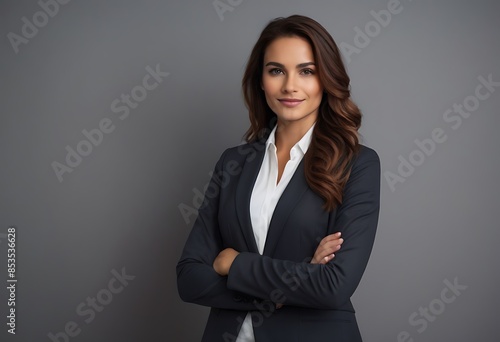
[{"xmin": 233, "ymin": 294, "xmax": 243, "ymax": 302}]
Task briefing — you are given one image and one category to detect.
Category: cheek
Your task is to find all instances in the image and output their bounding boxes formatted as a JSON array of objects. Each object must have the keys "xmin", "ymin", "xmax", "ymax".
[
  {"xmin": 263, "ymin": 93, "xmax": 274, "ymax": 107},
  {"xmin": 306, "ymin": 81, "xmax": 323, "ymax": 99},
  {"xmin": 262, "ymin": 77, "xmax": 279, "ymax": 94},
  {"xmin": 262, "ymin": 88, "xmax": 276, "ymax": 108}
]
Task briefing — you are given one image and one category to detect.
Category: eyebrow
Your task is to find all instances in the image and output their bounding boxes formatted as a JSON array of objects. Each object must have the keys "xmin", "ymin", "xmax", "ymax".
[{"xmin": 264, "ymin": 61, "xmax": 316, "ymax": 68}]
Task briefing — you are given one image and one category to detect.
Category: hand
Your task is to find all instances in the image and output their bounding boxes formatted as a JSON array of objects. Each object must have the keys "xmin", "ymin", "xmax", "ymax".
[
  {"xmin": 275, "ymin": 232, "xmax": 343, "ymax": 310},
  {"xmin": 311, "ymin": 232, "xmax": 343, "ymax": 264},
  {"xmin": 213, "ymin": 248, "xmax": 239, "ymax": 276}
]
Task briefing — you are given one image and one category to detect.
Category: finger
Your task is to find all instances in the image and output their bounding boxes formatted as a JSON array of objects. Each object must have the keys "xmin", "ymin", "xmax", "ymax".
[
  {"xmin": 316, "ymin": 241, "xmax": 342, "ymax": 256},
  {"xmin": 319, "ymin": 254, "xmax": 335, "ymax": 265},
  {"xmin": 319, "ymin": 233, "xmax": 340, "ymax": 244},
  {"xmin": 319, "ymin": 233, "xmax": 343, "ymax": 246},
  {"xmin": 313, "ymin": 245, "xmax": 341, "ymax": 263},
  {"xmin": 319, "ymin": 240, "xmax": 343, "ymax": 252}
]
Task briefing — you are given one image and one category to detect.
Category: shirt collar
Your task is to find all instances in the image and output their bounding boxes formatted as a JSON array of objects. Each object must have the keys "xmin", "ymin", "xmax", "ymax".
[{"xmin": 266, "ymin": 121, "xmax": 316, "ymax": 158}]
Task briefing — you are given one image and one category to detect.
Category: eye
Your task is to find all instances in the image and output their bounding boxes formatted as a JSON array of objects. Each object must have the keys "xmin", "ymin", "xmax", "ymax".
[
  {"xmin": 268, "ymin": 68, "xmax": 284, "ymax": 75},
  {"xmin": 301, "ymin": 68, "xmax": 315, "ymax": 75}
]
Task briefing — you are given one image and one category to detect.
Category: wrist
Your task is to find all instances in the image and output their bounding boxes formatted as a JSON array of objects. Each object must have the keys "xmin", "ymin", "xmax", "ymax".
[{"xmin": 226, "ymin": 251, "xmax": 240, "ymax": 275}]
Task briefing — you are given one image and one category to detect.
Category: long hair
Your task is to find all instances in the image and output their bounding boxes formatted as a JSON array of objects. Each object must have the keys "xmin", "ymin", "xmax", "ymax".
[{"xmin": 242, "ymin": 15, "xmax": 362, "ymax": 212}]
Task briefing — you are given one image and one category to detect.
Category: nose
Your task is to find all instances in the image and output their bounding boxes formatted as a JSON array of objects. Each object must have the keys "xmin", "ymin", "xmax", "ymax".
[{"xmin": 281, "ymin": 73, "xmax": 298, "ymax": 93}]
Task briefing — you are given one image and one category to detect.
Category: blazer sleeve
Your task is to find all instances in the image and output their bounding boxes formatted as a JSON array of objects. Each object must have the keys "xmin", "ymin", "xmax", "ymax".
[
  {"xmin": 226, "ymin": 147, "xmax": 381, "ymax": 310},
  {"xmin": 176, "ymin": 148, "xmax": 257, "ymax": 311}
]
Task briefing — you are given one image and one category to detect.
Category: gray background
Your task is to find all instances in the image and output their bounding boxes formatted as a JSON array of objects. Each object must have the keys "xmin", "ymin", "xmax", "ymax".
[{"xmin": 1, "ymin": 0, "xmax": 499, "ymax": 341}]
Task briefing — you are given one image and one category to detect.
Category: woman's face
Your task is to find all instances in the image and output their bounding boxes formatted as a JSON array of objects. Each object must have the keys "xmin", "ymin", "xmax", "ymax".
[{"xmin": 261, "ymin": 36, "xmax": 323, "ymax": 129}]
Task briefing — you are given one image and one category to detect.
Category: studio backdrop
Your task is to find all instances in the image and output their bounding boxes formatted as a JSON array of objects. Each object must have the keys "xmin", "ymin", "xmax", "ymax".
[{"xmin": 1, "ymin": 0, "xmax": 499, "ymax": 341}]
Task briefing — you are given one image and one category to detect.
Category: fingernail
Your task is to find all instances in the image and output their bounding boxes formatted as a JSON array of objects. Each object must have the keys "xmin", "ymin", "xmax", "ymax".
[
  {"xmin": 336, "ymin": 232, "xmax": 341, "ymax": 236},
  {"xmin": 339, "ymin": 238, "xmax": 343, "ymax": 243}
]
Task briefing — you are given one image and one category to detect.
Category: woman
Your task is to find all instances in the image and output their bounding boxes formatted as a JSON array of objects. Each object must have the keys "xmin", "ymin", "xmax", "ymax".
[{"xmin": 177, "ymin": 14, "xmax": 380, "ymax": 342}]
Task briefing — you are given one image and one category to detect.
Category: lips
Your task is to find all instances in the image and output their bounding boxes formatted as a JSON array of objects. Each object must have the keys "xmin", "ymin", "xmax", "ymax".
[
  {"xmin": 278, "ymin": 98, "xmax": 304, "ymax": 107},
  {"xmin": 278, "ymin": 98, "xmax": 303, "ymax": 102}
]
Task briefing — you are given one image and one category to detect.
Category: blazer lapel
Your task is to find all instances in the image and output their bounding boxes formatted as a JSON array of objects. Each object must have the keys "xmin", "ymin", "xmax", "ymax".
[
  {"xmin": 234, "ymin": 140, "xmax": 265, "ymax": 254},
  {"xmin": 234, "ymin": 137, "xmax": 310, "ymax": 257},
  {"xmin": 262, "ymin": 157, "xmax": 309, "ymax": 257}
]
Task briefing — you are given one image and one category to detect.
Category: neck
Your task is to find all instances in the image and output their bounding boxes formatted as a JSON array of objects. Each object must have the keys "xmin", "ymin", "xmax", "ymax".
[{"xmin": 274, "ymin": 116, "xmax": 316, "ymax": 154}]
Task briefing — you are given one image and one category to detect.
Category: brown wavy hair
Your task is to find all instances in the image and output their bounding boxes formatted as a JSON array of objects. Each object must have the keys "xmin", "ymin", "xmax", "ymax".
[{"xmin": 242, "ymin": 15, "xmax": 362, "ymax": 212}]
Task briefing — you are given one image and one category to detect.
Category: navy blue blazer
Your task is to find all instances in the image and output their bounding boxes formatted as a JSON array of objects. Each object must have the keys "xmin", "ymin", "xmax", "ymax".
[{"xmin": 176, "ymin": 133, "xmax": 381, "ymax": 342}]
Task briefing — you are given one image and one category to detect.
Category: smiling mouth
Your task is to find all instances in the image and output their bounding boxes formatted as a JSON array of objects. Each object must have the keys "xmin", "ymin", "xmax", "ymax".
[{"xmin": 278, "ymin": 99, "xmax": 304, "ymax": 107}]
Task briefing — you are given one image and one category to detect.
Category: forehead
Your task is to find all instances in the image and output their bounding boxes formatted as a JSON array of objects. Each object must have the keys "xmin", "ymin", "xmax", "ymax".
[{"xmin": 263, "ymin": 36, "xmax": 314, "ymax": 63}]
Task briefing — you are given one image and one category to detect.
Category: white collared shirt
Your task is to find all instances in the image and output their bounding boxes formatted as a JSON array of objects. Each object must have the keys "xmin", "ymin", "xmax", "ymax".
[{"xmin": 235, "ymin": 120, "xmax": 316, "ymax": 341}]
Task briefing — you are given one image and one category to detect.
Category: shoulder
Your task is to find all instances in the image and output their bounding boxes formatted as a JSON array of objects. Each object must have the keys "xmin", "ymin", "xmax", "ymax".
[
  {"xmin": 344, "ymin": 144, "xmax": 381, "ymax": 188},
  {"xmin": 217, "ymin": 140, "xmax": 265, "ymax": 165},
  {"xmin": 355, "ymin": 144, "xmax": 380, "ymax": 165},
  {"xmin": 349, "ymin": 144, "xmax": 381, "ymax": 175}
]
